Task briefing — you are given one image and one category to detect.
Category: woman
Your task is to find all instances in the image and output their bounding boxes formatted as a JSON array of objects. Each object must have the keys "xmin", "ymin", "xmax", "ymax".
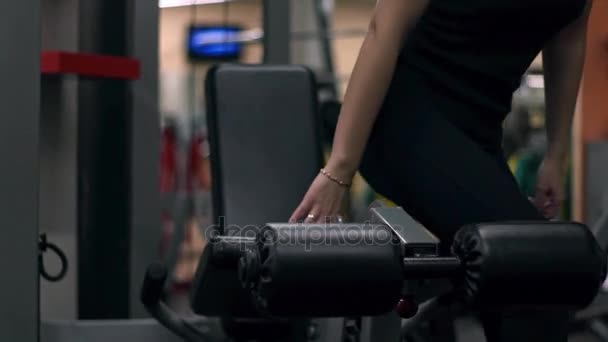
[{"xmin": 290, "ymin": 0, "xmax": 592, "ymax": 341}]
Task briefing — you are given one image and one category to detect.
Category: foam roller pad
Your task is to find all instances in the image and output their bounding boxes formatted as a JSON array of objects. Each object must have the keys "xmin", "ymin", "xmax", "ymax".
[
  {"xmin": 250, "ymin": 223, "xmax": 403, "ymax": 317},
  {"xmin": 453, "ymin": 222, "xmax": 607, "ymax": 310}
]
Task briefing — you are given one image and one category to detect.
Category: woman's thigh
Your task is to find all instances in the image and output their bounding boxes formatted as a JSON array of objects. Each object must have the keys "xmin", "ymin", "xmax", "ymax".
[
  {"xmin": 359, "ymin": 104, "xmax": 571, "ymax": 341},
  {"xmin": 360, "ymin": 104, "xmax": 542, "ymax": 247}
]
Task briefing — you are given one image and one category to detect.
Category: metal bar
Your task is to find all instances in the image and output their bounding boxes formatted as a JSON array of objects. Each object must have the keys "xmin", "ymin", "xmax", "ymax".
[
  {"xmin": 0, "ymin": 0, "xmax": 40, "ymax": 341},
  {"xmin": 42, "ymin": 319, "xmax": 216, "ymax": 342},
  {"xmin": 263, "ymin": 0, "xmax": 291, "ymax": 64},
  {"xmin": 77, "ymin": 0, "xmax": 131, "ymax": 319},
  {"xmin": 586, "ymin": 142, "xmax": 608, "ymax": 226},
  {"xmin": 40, "ymin": 0, "xmax": 80, "ymax": 321},
  {"xmin": 314, "ymin": 0, "xmax": 337, "ymax": 98},
  {"xmin": 127, "ymin": 0, "xmax": 162, "ymax": 318},
  {"xmin": 402, "ymin": 257, "xmax": 462, "ymax": 278}
]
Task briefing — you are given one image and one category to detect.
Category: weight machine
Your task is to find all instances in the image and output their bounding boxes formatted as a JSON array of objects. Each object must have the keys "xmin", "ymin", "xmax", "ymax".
[
  {"xmin": 139, "ymin": 63, "xmax": 606, "ymax": 342},
  {"xmin": 143, "ymin": 203, "xmax": 607, "ymax": 342}
]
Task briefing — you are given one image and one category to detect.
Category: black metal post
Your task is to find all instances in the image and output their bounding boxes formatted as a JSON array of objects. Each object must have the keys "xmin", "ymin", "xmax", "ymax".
[
  {"xmin": 314, "ymin": 0, "xmax": 338, "ymax": 98},
  {"xmin": 77, "ymin": 0, "xmax": 132, "ymax": 319},
  {"xmin": 263, "ymin": 0, "xmax": 291, "ymax": 64}
]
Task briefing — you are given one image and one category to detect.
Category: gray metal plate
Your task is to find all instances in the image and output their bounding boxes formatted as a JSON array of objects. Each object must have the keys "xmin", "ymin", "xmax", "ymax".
[
  {"xmin": 369, "ymin": 206, "xmax": 440, "ymax": 256},
  {"xmin": 41, "ymin": 319, "xmax": 223, "ymax": 342}
]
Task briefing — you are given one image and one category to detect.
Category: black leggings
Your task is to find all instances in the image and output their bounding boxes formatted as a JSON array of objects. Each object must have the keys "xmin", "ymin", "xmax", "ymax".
[{"xmin": 359, "ymin": 71, "xmax": 570, "ymax": 341}]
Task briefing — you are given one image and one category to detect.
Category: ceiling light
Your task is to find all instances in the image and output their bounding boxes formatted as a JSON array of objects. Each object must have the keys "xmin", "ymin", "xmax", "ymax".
[{"xmin": 159, "ymin": 0, "xmax": 232, "ymax": 8}]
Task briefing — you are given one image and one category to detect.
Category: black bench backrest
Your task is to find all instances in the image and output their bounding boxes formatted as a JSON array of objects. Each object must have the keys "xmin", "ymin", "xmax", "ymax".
[{"xmin": 205, "ymin": 64, "xmax": 323, "ymax": 234}]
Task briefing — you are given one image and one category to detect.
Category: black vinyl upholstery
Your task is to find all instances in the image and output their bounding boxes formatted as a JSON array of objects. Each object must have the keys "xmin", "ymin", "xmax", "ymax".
[
  {"xmin": 192, "ymin": 64, "xmax": 323, "ymax": 317},
  {"xmin": 453, "ymin": 221, "xmax": 607, "ymax": 310},
  {"xmin": 205, "ymin": 64, "xmax": 324, "ymax": 234},
  {"xmin": 250, "ymin": 223, "xmax": 404, "ymax": 317}
]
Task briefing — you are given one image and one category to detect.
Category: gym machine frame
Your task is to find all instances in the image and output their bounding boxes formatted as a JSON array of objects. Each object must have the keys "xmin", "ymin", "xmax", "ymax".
[
  {"xmin": 142, "ymin": 203, "xmax": 607, "ymax": 342},
  {"xmin": 0, "ymin": 1, "xmax": 41, "ymax": 341}
]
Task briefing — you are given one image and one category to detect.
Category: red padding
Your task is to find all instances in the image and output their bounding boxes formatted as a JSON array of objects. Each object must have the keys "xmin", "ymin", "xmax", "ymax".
[{"xmin": 41, "ymin": 51, "xmax": 141, "ymax": 80}]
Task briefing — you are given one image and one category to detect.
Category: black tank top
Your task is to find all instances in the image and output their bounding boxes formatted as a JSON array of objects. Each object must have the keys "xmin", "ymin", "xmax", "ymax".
[{"xmin": 399, "ymin": 0, "xmax": 587, "ymax": 119}]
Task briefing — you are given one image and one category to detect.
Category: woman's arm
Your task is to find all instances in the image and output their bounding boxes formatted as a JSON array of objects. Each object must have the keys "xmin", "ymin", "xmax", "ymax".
[
  {"xmin": 324, "ymin": 0, "xmax": 430, "ymax": 181},
  {"xmin": 542, "ymin": 1, "xmax": 592, "ymax": 162},
  {"xmin": 533, "ymin": 1, "xmax": 592, "ymax": 218}
]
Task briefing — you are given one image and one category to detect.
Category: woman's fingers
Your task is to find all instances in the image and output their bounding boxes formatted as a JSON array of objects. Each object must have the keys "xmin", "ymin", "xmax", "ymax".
[
  {"xmin": 536, "ymin": 187, "xmax": 563, "ymax": 218},
  {"xmin": 290, "ymin": 199, "xmax": 312, "ymax": 223},
  {"xmin": 544, "ymin": 197, "xmax": 563, "ymax": 219},
  {"xmin": 291, "ymin": 201, "xmax": 343, "ymax": 224},
  {"xmin": 304, "ymin": 206, "xmax": 322, "ymax": 223},
  {"xmin": 315, "ymin": 205, "xmax": 344, "ymax": 224},
  {"xmin": 289, "ymin": 176, "xmax": 347, "ymax": 224},
  {"xmin": 302, "ymin": 206, "xmax": 344, "ymax": 224}
]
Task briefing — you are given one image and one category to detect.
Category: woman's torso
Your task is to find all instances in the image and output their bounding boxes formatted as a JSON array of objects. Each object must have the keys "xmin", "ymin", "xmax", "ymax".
[{"xmin": 397, "ymin": 0, "xmax": 587, "ymax": 119}]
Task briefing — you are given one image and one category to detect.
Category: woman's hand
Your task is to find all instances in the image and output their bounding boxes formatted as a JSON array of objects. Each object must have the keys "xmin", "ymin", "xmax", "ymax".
[
  {"xmin": 289, "ymin": 173, "xmax": 349, "ymax": 224},
  {"xmin": 533, "ymin": 157, "xmax": 565, "ymax": 219},
  {"xmin": 288, "ymin": 0, "xmax": 430, "ymax": 224}
]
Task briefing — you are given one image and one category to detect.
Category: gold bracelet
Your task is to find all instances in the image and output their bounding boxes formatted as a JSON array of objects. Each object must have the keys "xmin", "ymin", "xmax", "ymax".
[{"xmin": 320, "ymin": 168, "xmax": 351, "ymax": 187}]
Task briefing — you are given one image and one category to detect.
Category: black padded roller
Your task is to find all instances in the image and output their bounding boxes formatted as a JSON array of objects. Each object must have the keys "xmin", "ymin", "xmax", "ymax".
[
  {"xmin": 243, "ymin": 223, "xmax": 404, "ymax": 317},
  {"xmin": 453, "ymin": 222, "xmax": 607, "ymax": 310}
]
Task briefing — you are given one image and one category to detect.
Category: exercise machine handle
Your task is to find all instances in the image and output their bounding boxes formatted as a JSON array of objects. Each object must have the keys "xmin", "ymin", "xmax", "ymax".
[
  {"xmin": 402, "ymin": 257, "xmax": 463, "ymax": 279},
  {"xmin": 141, "ymin": 262, "xmax": 167, "ymax": 307},
  {"xmin": 141, "ymin": 263, "xmax": 207, "ymax": 342}
]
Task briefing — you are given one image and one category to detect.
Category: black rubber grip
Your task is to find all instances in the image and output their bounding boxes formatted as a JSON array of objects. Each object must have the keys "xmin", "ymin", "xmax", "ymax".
[
  {"xmin": 402, "ymin": 257, "xmax": 463, "ymax": 279},
  {"xmin": 141, "ymin": 262, "xmax": 168, "ymax": 307}
]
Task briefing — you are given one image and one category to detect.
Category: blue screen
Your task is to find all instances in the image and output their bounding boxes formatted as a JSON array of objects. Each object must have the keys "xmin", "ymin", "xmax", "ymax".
[{"xmin": 188, "ymin": 26, "xmax": 242, "ymax": 60}]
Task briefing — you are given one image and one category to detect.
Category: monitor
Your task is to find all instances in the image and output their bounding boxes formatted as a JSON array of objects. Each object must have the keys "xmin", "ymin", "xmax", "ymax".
[{"xmin": 188, "ymin": 25, "xmax": 243, "ymax": 61}]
